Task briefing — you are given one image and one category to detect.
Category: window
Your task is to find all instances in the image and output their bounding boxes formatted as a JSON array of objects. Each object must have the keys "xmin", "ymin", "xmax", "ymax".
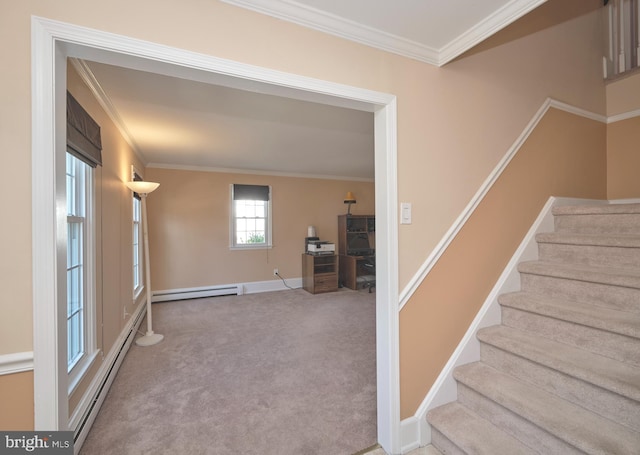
[
  {"xmin": 231, "ymin": 184, "xmax": 272, "ymax": 249},
  {"xmin": 132, "ymin": 170, "xmax": 143, "ymax": 298},
  {"xmin": 66, "ymin": 153, "xmax": 96, "ymax": 390},
  {"xmin": 66, "ymin": 91, "xmax": 101, "ymax": 394},
  {"xmin": 133, "ymin": 196, "xmax": 142, "ymax": 296}
]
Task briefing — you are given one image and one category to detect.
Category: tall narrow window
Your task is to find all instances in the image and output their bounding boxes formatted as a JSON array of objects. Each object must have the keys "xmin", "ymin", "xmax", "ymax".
[
  {"xmin": 66, "ymin": 152, "xmax": 96, "ymax": 387},
  {"xmin": 66, "ymin": 153, "xmax": 87, "ymax": 371},
  {"xmin": 231, "ymin": 184, "xmax": 272, "ymax": 249},
  {"xmin": 132, "ymin": 173, "xmax": 143, "ymax": 297},
  {"xmin": 66, "ymin": 91, "xmax": 102, "ymax": 393}
]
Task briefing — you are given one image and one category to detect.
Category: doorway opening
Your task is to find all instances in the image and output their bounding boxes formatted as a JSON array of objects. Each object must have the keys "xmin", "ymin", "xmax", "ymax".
[{"xmin": 31, "ymin": 16, "xmax": 400, "ymax": 453}]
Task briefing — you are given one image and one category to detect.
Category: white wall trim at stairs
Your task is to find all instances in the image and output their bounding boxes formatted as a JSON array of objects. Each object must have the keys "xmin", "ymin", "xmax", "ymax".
[
  {"xmin": 399, "ymin": 197, "xmax": 609, "ymax": 452},
  {"xmin": 607, "ymin": 107, "xmax": 640, "ymax": 123},
  {"xmin": 71, "ymin": 299, "xmax": 146, "ymax": 453},
  {"xmin": 398, "ymin": 99, "xmax": 607, "ymax": 312},
  {"xmin": 151, "ymin": 278, "xmax": 303, "ymax": 303},
  {"xmin": 0, "ymin": 351, "xmax": 34, "ymax": 376}
]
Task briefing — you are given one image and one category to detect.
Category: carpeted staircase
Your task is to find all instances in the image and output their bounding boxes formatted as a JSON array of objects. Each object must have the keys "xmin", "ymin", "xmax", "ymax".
[{"xmin": 427, "ymin": 203, "xmax": 640, "ymax": 454}]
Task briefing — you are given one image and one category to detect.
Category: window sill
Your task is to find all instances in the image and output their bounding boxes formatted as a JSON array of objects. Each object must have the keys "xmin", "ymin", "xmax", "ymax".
[
  {"xmin": 229, "ymin": 244, "xmax": 273, "ymax": 251},
  {"xmin": 68, "ymin": 349, "xmax": 100, "ymax": 397}
]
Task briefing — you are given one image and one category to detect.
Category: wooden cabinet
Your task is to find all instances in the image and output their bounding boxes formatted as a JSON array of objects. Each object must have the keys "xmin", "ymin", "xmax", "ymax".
[
  {"xmin": 337, "ymin": 215, "xmax": 375, "ymax": 290},
  {"xmin": 302, "ymin": 254, "xmax": 338, "ymax": 294}
]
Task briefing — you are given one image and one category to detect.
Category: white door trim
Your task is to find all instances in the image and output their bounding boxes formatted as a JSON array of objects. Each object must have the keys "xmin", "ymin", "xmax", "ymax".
[{"xmin": 31, "ymin": 16, "xmax": 401, "ymax": 453}]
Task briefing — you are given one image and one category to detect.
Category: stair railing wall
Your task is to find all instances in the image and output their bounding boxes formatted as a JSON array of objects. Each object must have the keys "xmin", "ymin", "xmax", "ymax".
[{"xmin": 604, "ymin": 0, "xmax": 640, "ymax": 78}]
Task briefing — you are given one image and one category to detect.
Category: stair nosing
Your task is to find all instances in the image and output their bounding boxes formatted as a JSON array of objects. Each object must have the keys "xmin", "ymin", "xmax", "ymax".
[
  {"xmin": 552, "ymin": 203, "xmax": 640, "ymax": 215},
  {"xmin": 535, "ymin": 232, "xmax": 640, "ymax": 248},
  {"xmin": 498, "ymin": 291, "xmax": 640, "ymax": 338},
  {"xmin": 518, "ymin": 260, "xmax": 640, "ymax": 288},
  {"xmin": 427, "ymin": 402, "xmax": 537, "ymax": 455}
]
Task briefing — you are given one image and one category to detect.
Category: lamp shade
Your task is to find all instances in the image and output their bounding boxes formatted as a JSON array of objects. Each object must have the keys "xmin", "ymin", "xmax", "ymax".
[
  {"xmin": 125, "ymin": 181, "xmax": 160, "ymax": 195},
  {"xmin": 344, "ymin": 191, "xmax": 356, "ymax": 203}
]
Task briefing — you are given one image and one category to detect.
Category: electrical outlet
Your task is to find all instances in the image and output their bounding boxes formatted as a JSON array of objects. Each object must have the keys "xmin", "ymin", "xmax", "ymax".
[{"xmin": 273, "ymin": 268, "xmax": 279, "ymax": 276}]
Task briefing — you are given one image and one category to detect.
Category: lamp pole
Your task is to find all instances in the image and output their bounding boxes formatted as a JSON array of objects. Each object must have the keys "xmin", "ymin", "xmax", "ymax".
[{"xmin": 125, "ymin": 181, "xmax": 163, "ymax": 346}]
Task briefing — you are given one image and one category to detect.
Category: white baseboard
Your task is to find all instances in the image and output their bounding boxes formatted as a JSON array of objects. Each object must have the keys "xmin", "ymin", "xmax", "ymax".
[
  {"xmin": 71, "ymin": 300, "xmax": 146, "ymax": 453},
  {"xmin": 399, "ymin": 196, "xmax": 608, "ymax": 451},
  {"xmin": 152, "ymin": 284, "xmax": 243, "ymax": 302},
  {"xmin": 0, "ymin": 351, "xmax": 34, "ymax": 376},
  {"xmin": 243, "ymin": 277, "xmax": 302, "ymax": 294},
  {"xmin": 152, "ymin": 278, "xmax": 303, "ymax": 302},
  {"xmin": 609, "ymin": 197, "xmax": 640, "ymax": 204}
]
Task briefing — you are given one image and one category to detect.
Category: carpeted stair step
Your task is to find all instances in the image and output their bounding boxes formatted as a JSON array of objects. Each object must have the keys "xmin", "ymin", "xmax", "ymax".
[
  {"xmin": 427, "ymin": 402, "xmax": 537, "ymax": 455},
  {"xmin": 498, "ymin": 292, "xmax": 640, "ymax": 366},
  {"xmin": 454, "ymin": 362, "xmax": 640, "ymax": 454},
  {"xmin": 536, "ymin": 232, "xmax": 640, "ymax": 268},
  {"xmin": 518, "ymin": 260, "xmax": 640, "ymax": 313},
  {"xmin": 552, "ymin": 203, "xmax": 640, "ymax": 235},
  {"xmin": 478, "ymin": 325, "xmax": 640, "ymax": 431}
]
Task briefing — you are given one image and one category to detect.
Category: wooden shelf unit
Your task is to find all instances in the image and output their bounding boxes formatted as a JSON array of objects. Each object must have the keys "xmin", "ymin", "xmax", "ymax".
[
  {"xmin": 337, "ymin": 214, "xmax": 375, "ymax": 290},
  {"xmin": 301, "ymin": 253, "xmax": 338, "ymax": 294}
]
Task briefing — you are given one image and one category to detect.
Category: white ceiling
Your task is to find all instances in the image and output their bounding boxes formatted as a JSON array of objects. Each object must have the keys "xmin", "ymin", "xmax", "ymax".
[
  {"xmin": 82, "ymin": 60, "xmax": 375, "ymax": 180},
  {"xmin": 75, "ymin": 0, "xmax": 546, "ymax": 181}
]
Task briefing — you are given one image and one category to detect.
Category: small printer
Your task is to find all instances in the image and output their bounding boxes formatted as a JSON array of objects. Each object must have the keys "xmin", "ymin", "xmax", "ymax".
[{"xmin": 307, "ymin": 240, "xmax": 335, "ymax": 254}]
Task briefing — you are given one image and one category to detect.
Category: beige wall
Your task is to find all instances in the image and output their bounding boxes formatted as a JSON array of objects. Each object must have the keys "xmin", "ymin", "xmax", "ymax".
[
  {"xmin": 0, "ymin": 0, "xmax": 611, "ymax": 427},
  {"xmin": 606, "ymin": 71, "xmax": 640, "ymax": 199},
  {"xmin": 400, "ymin": 108, "xmax": 607, "ymax": 417},
  {"xmin": 145, "ymin": 168, "xmax": 374, "ymax": 289},
  {"xmin": 606, "ymin": 70, "xmax": 640, "ymax": 116},
  {"xmin": 607, "ymin": 117, "xmax": 640, "ymax": 199},
  {"xmin": 0, "ymin": 372, "xmax": 33, "ymax": 430}
]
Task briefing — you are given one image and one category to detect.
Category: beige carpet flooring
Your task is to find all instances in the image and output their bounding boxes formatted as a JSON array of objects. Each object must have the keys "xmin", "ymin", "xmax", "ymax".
[{"xmin": 80, "ymin": 288, "xmax": 377, "ymax": 454}]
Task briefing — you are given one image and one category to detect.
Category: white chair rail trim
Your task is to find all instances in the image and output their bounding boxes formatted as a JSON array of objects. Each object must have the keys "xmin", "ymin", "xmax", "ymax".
[{"xmin": 0, "ymin": 351, "xmax": 34, "ymax": 376}]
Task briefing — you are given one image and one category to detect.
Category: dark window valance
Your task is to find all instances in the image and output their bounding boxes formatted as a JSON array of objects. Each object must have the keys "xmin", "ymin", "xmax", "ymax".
[
  {"xmin": 233, "ymin": 184, "xmax": 270, "ymax": 201},
  {"xmin": 67, "ymin": 91, "xmax": 102, "ymax": 167}
]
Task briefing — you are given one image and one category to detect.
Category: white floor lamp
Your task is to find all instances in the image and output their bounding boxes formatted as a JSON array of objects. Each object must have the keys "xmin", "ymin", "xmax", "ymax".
[{"xmin": 125, "ymin": 181, "xmax": 164, "ymax": 347}]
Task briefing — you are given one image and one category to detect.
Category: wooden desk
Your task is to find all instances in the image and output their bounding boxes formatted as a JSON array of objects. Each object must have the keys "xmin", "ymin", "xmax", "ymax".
[{"xmin": 339, "ymin": 254, "xmax": 375, "ymax": 290}]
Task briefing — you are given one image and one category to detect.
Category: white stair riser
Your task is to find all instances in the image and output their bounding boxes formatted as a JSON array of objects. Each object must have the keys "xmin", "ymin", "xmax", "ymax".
[
  {"xmin": 501, "ymin": 307, "xmax": 640, "ymax": 367},
  {"xmin": 480, "ymin": 343, "xmax": 640, "ymax": 432},
  {"xmin": 520, "ymin": 273, "xmax": 640, "ymax": 314},
  {"xmin": 538, "ymin": 242, "xmax": 640, "ymax": 269},
  {"xmin": 430, "ymin": 428, "xmax": 466, "ymax": 455},
  {"xmin": 456, "ymin": 384, "xmax": 583, "ymax": 455}
]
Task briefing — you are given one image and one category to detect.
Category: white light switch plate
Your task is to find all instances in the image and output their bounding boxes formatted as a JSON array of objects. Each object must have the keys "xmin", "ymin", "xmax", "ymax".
[{"xmin": 401, "ymin": 202, "xmax": 412, "ymax": 224}]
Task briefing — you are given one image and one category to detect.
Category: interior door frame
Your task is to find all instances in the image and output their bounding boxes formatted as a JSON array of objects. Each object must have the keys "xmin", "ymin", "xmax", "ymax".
[{"xmin": 31, "ymin": 16, "xmax": 401, "ymax": 453}]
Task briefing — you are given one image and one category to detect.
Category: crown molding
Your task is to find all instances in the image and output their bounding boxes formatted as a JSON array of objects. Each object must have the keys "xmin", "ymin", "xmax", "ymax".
[
  {"xmin": 438, "ymin": 0, "xmax": 548, "ymax": 65},
  {"xmin": 221, "ymin": 0, "xmax": 546, "ymax": 67},
  {"xmin": 220, "ymin": 0, "xmax": 440, "ymax": 65},
  {"xmin": 146, "ymin": 162, "xmax": 375, "ymax": 182}
]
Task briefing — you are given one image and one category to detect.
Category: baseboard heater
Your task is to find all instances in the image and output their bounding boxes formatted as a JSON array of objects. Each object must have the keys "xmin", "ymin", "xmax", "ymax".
[{"xmin": 152, "ymin": 284, "xmax": 242, "ymax": 302}]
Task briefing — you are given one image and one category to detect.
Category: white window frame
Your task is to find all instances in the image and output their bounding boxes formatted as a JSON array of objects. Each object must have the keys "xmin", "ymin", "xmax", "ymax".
[
  {"xmin": 132, "ymin": 196, "xmax": 143, "ymax": 298},
  {"xmin": 229, "ymin": 184, "xmax": 272, "ymax": 250},
  {"xmin": 66, "ymin": 152, "xmax": 98, "ymax": 396},
  {"xmin": 131, "ymin": 166, "xmax": 145, "ymax": 300}
]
